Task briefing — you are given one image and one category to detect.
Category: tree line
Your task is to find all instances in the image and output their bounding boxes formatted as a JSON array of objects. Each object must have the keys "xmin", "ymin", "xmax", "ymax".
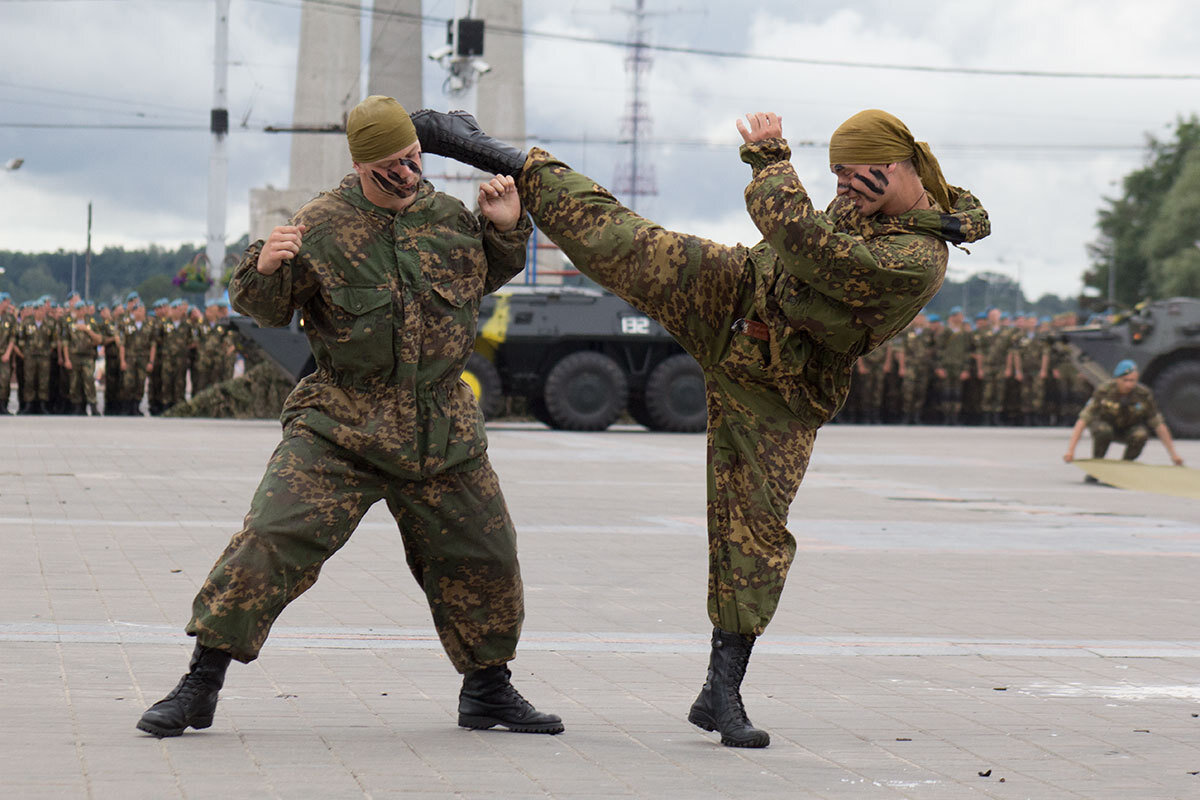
[{"xmin": 0, "ymin": 235, "xmax": 250, "ymax": 305}]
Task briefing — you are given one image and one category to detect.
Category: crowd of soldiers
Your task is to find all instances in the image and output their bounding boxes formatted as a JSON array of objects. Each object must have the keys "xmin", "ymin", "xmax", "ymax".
[
  {"xmin": 838, "ymin": 306, "xmax": 1094, "ymax": 426},
  {"xmin": 0, "ymin": 290, "xmax": 239, "ymax": 417}
]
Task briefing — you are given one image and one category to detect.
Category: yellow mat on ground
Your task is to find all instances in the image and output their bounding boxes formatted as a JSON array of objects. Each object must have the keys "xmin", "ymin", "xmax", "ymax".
[{"xmin": 1073, "ymin": 459, "xmax": 1200, "ymax": 499}]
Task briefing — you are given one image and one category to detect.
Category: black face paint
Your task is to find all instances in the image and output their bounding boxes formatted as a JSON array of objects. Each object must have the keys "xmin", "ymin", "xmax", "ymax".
[
  {"xmin": 852, "ymin": 172, "xmax": 885, "ymax": 196},
  {"xmin": 370, "ymin": 158, "xmax": 421, "ymax": 198},
  {"xmin": 868, "ymin": 167, "xmax": 890, "ymax": 187}
]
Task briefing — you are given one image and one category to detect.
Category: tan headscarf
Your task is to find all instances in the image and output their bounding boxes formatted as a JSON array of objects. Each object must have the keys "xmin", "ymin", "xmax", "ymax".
[
  {"xmin": 828, "ymin": 109, "xmax": 950, "ymax": 212},
  {"xmin": 346, "ymin": 95, "xmax": 417, "ymax": 163}
]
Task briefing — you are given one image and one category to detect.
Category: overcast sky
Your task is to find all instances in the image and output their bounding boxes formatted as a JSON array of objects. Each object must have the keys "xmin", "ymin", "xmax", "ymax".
[{"xmin": 2, "ymin": 0, "xmax": 1198, "ymax": 301}]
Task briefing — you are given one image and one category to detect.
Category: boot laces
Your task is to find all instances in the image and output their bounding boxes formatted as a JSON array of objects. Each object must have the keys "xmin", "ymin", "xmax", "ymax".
[
  {"xmin": 723, "ymin": 648, "xmax": 752, "ymax": 721},
  {"xmin": 494, "ymin": 680, "xmax": 534, "ymax": 713}
]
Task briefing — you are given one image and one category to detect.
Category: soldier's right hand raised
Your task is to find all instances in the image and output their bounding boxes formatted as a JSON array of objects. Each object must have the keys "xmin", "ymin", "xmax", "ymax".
[{"xmin": 257, "ymin": 225, "xmax": 307, "ymax": 275}]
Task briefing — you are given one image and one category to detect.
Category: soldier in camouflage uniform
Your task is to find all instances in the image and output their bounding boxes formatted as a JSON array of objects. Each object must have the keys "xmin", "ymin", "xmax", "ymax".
[
  {"xmin": 138, "ymin": 96, "xmax": 561, "ymax": 741},
  {"xmin": 192, "ymin": 303, "xmax": 237, "ymax": 394},
  {"xmin": 98, "ymin": 303, "xmax": 121, "ymax": 414},
  {"xmin": 937, "ymin": 306, "xmax": 974, "ymax": 425},
  {"xmin": 1013, "ymin": 314, "xmax": 1049, "ymax": 425},
  {"xmin": 1064, "ymin": 359, "xmax": 1183, "ymax": 476},
  {"xmin": 975, "ymin": 308, "xmax": 1009, "ymax": 425},
  {"xmin": 157, "ymin": 299, "xmax": 193, "ymax": 410},
  {"xmin": 64, "ymin": 300, "xmax": 103, "ymax": 415},
  {"xmin": 0, "ymin": 293, "xmax": 16, "ymax": 415},
  {"xmin": 17, "ymin": 301, "xmax": 57, "ymax": 414},
  {"xmin": 147, "ymin": 298, "xmax": 168, "ymax": 414},
  {"xmin": 414, "ymin": 107, "xmax": 990, "ymax": 747},
  {"xmin": 117, "ymin": 302, "xmax": 157, "ymax": 416},
  {"xmin": 896, "ymin": 313, "xmax": 933, "ymax": 424},
  {"xmin": 853, "ymin": 342, "xmax": 889, "ymax": 424}
]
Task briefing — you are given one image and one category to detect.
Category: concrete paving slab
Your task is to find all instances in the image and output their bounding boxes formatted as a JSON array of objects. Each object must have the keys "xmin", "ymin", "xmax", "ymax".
[{"xmin": 1, "ymin": 416, "xmax": 1198, "ymax": 798}]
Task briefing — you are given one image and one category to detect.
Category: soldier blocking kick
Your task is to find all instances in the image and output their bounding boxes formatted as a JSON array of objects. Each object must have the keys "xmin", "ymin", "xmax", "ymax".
[
  {"xmin": 413, "ymin": 107, "xmax": 990, "ymax": 747},
  {"xmin": 136, "ymin": 96, "xmax": 561, "ymax": 740}
]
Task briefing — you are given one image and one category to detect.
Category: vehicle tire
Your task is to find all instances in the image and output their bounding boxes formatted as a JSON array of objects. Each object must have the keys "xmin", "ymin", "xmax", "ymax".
[
  {"xmin": 462, "ymin": 352, "xmax": 504, "ymax": 419},
  {"xmin": 542, "ymin": 351, "xmax": 628, "ymax": 431},
  {"xmin": 527, "ymin": 393, "xmax": 556, "ymax": 428},
  {"xmin": 625, "ymin": 390, "xmax": 657, "ymax": 429},
  {"xmin": 1151, "ymin": 360, "xmax": 1200, "ymax": 438},
  {"xmin": 643, "ymin": 353, "xmax": 707, "ymax": 432}
]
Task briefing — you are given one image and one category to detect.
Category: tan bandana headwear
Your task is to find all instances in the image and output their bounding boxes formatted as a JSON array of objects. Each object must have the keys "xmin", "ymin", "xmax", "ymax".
[
  {"xmin": 829, "ymin": 109, "xmax": 950, "ymax": 212},
  {"xmin": 346, "ymin": 95, "xmax": 418, "ymax": 163}
]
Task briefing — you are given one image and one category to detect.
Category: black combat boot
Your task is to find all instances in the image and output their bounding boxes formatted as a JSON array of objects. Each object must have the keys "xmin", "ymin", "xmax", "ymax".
[
  {"xmin": 411, "ymin": 109, "xmax": 528, "ymax": 177},
  {"xmin": 457, "ymin": 664, "xmax": 564, "ymax": 734},
  {"xmin": 688, "ymin": 628, "xmax": 770, "ymax": 748},
  {"xmin": 136, "ymin": 642, "xmax": 232, "ymax": 738}
]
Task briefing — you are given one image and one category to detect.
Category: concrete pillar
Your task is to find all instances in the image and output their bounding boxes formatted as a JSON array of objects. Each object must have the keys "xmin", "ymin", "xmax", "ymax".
[
  {"xmin": 289, "ymin": 0, "xmax": 361, "ymax": 193},
  {"xmin": 367, "ymin": 0, "xmax": 423, "ymax": 109},
  {"xmin": 474, "ymin": 0, "xmax": 525, "ymax": 145}
]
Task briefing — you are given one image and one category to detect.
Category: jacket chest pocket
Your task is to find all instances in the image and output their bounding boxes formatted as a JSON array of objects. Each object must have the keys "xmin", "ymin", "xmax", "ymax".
[{"xmin": 327, "ymin": 285, "xmax": 396, "ymax": 382}]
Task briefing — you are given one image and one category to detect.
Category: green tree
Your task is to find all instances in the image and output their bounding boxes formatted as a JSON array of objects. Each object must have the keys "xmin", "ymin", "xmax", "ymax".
[
  {"xmin": 1086, "ymin": 116, "xmax": 1200, "ymax": 306},
  {"xmin": 16, "ymin": 262, "xmax": 67, "ymax": 300},
  {"xmin": 1143, "ymin": 146, "xmax": 1200, "ymax": 297}
]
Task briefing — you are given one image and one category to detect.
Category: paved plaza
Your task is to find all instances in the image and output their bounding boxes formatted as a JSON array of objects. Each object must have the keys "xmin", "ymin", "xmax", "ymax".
[{"xmin": 1, "ymin": 416, "xmax": 1198, "ymax": 799}]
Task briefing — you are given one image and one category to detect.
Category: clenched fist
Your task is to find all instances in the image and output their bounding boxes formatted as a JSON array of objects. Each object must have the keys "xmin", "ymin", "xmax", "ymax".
[{"xmin": 257, "ymin": 224, "xmax": 307, "ymax": 275}]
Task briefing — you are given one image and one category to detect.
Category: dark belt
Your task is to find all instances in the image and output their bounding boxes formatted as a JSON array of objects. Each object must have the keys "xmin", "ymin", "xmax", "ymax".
[{"xmin": 731, "ymin": 318, "xmax": 770, "ymax": 342}]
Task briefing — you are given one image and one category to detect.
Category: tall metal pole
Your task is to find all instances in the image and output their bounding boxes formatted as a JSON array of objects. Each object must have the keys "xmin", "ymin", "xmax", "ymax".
[
  {"xmin": 84, "ymin": 202, "xmax": 92, "ymax": 299},
  {"xmin": 207, "ymin": 0, "xmax": 230, "ymax": 299}
]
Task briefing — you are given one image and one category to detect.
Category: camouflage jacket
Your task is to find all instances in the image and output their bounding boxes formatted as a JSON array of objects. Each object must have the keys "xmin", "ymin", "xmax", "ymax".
[
  {"xmin": 197, "ymin": 321, "xmax": 235, "ymax": 361},
  {"xmin": 118, "ymin": 320, "xmax": 156, "ymax": 359},
  {"xmin": 1015, "ymin": 333, "xmax": 1047, "ymax": 374},
  {"xmin": 66, "ymin": 318, "xmax": 100, "ymax": 357},
  {"xmin": 158, "ymin": 320, "xmax": 193, "ymax": 360},
  {"xmin": 740, "ymin": 138, "xmax": 990, "ymax": 426},
  {"xmin": 976, "ymin": 327, "xmax": 1010, "ymax": 370},
  {"xmin": 18, "ymin": 319, "xmax": 57, "ymax": 357},
  {"xmin": 1079, "ymin": 380, "xmax": 1164, "ymax": 430},
  {"xmin": 938, "ymin": 327, "xmax": 974, "ymax": 373},
  {"xmin": 230, "ymin": 174, "xmax": 531, "ymax": 479},
  {"xmin": 0, "ymin": 311, "xmax": 16, "ymax": 355}
]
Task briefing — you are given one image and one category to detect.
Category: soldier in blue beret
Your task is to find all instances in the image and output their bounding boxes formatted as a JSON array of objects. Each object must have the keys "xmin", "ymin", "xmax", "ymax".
[{"xmin": 1064, "ymin": 359, "xmax": 1184, "ymax": 477}]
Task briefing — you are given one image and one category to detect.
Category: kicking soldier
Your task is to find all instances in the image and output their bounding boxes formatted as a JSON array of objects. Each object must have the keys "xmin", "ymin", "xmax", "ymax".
[{"xmin": 413, "ymin": 106, "xmax": 990, "ymax": 747}]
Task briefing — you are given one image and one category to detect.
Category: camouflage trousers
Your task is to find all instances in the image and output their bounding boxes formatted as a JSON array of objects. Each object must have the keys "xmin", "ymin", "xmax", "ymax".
[
  {"xmin": 161, "ymin": 356, "xmax": 188, "ymax": 408},
  {"xmin": 186, "ymin": 422, "xmax": 523, "ymax": 672},
  {"xmin": 1089, "ymin": 421, "xmax": 1150, "ymax": 461},
  {"xmin": 901, "ymin": 367, "xmax": 931, "ymax": 419},
  {"xmin": 23, "ymin": 354, "xmax": 51, "ymax": 402},
  {"xmin": 121, "ymin": 355, "xmax": 152, "ymax": 412},
  {"xmin": 941, "ymin": 374, "xmax": 967, "ymax": 419},
  {"xmin": 1019, "ymin": 374, "xmax": 1046, "ymax": 415},
  {"xmin": 980, "ymin": 369, "xmax": 1007, "ymax": 415},
  {"xmin": 69, "ymin": 355, "xmax": 97, "ymax": 405},
  {"xmin": 0, "ymin": 357, "xmax": 11, "ymax": 410},
  {"xmin": 518, "ymin": 147, "xmax": 814, "ymax": 636}
]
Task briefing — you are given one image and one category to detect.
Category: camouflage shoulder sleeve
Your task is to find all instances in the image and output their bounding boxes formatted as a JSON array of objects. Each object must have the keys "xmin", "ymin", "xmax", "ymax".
[
  {"xmin": 481, "ymin": 212, "xmax": 532, "ymax": 294},
  {"xmin": 229, "ymin": 231, "xmax": 320, "ymax": 328},
  {"xmin": 1138, "ymin": 385, "xmax": 1165, "ymax": 428}
]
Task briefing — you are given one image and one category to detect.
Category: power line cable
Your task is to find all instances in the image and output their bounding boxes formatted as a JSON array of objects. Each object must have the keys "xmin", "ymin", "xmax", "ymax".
[{"xmin": 244, "ymin": 0, "xmax": 1200, "ymax": 81}]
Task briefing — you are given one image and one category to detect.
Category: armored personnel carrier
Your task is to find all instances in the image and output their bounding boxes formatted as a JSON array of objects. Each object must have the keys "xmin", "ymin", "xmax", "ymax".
[
  {"xmin": 1060, "ymin": 297, "xmax": 1200, "ymax": 438},
  {"xmin": 230, "ymin": 285, "xmax": 706, "ymax": 432}
]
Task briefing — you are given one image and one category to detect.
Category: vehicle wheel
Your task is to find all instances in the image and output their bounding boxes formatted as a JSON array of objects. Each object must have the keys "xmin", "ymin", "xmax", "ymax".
[
  {"xmin": 1152, "ymin": 360, "xmax": 1200, "ymax": 438},
  {"xmin": 462, "ymin": 352, "xmax": 504, "ymax": 419},
  {"xmin": 643, "ymin": 354, "xmax": 707, "ymax": 432},
  {"xmin": 542, "ymin": 351, "xmax": 628, "ymax": 431},
  {"xmin": 527, "ymin": 393, "xmax": 556, "ymax": 428},
  {"xmin": 625, "ymin": 390, "xmax": 656, "ymax": 429}
]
